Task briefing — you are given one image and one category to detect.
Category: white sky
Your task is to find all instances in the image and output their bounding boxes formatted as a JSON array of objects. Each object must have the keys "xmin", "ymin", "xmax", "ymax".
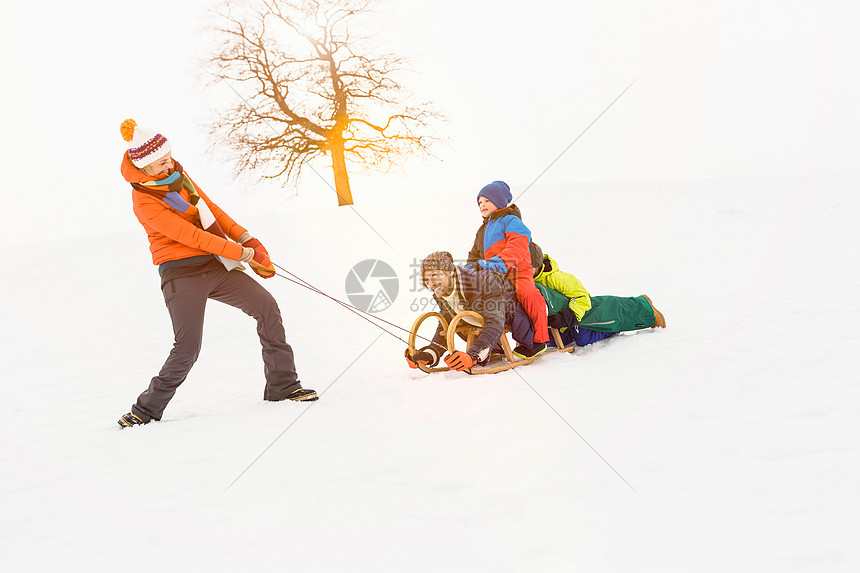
[{"xmin": 1, "ymin": 0, "xmax": 858, "ymax": 245}]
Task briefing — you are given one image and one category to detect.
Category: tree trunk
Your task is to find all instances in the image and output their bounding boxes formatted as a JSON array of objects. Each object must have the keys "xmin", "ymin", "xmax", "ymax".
[{"xmin": 331, "ymin": 144, "xmax": 353, "ymax": 206}]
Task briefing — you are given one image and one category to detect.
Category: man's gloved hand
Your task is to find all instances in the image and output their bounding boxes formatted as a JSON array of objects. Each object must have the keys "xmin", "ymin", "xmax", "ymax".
[
  {"xmin": 444, "ymin": 350, "xmax": 477, "ymax": 372},
  {"xmin": 405, "ymin": 346, "xmax": 438, "ymax": 369}
]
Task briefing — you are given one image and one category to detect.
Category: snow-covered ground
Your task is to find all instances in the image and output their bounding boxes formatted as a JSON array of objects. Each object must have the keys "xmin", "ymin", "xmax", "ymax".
[{"xmin": 1, "ymin": 175, "xmax": 858, "ymax": 571}]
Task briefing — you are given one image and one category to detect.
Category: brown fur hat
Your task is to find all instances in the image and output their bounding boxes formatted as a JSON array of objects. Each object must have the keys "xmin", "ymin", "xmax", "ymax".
[{"xmin": 420, "ymin": 251, "xmax": 455, "ymax": 284}]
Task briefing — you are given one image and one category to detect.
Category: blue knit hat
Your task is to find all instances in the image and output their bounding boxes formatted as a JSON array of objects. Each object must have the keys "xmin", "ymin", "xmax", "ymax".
[{"xmin": 477, "ymin": 181, "xmax": 512, "ymax": 209}]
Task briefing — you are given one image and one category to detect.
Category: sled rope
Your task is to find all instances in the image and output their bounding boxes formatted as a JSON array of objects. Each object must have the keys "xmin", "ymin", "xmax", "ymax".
[{"xmin": 269, "ymin": 261, "xmax": 435, "ymax": 346}]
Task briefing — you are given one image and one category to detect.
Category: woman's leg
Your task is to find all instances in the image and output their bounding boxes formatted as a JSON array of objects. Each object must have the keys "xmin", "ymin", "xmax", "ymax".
[
  {"xmin": 133, "ymin": 274, "xmax": 210, "ymax": 421},
  {"xmin": 209, "ymin": 269, "xmax": 302, "ymax": 401}
]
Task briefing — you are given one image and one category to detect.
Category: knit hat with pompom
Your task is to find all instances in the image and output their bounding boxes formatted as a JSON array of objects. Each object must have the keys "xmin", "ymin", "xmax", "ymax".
[{"xmin": 120, "ymin": 119, "xmax": 172, "ymax": 168}]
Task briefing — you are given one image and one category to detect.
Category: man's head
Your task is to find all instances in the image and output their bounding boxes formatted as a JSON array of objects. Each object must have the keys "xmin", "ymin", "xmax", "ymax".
[
  {"xmin": 421, "ymin": 251, "xmax": 456, "ymax": 297},
  {"xmin": 121, "ymin": 118, "xmax": 174, "ymax": 174},
  {"xmin": 476, "ymin": 181, "xmax": 512, "ymax": 217}
]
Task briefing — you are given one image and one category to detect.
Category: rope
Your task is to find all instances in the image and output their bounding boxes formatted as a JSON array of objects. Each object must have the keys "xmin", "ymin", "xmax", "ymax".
[{"xmin": 268, "ymin": 262, "xmax": 436, "ymax": 347}]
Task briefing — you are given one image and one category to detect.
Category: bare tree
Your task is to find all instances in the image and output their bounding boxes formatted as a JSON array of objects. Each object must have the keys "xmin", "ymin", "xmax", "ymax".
[{"xmin": 205, "ymin": 0, "xmax": 439, "ymax": 206}]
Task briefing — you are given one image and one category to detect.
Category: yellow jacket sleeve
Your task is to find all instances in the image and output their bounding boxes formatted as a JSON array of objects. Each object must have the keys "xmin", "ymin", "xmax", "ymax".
[
  {"xmin": 544, "ymin": 271, "xmax": 591, "ymax": 320},
  {"xmin": 535, "ymin": 258, "xmax": 593, "ymax": 321}
]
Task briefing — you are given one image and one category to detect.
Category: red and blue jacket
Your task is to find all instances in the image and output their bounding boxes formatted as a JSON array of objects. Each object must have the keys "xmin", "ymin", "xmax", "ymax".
[{"xmin": 466, "ymin": 204, "xmax": 532, "ymax": 276}]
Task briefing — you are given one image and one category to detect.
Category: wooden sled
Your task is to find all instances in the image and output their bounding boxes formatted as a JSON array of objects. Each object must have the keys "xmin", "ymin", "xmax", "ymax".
[{"xmin": 407, "ymin": 310, "xmax": 574, "ymax": 375}]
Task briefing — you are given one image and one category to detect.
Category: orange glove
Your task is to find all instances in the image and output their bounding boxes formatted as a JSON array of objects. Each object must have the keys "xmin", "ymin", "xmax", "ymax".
[{"xmin": 444, "ymin": 351, "xmax": 477, "ymax": 372}]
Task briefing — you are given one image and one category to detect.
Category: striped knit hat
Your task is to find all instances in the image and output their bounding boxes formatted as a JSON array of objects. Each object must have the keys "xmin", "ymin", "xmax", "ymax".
[{"xmin": 120, "ymin": 118, "xmax": 172, "ymax": 168}]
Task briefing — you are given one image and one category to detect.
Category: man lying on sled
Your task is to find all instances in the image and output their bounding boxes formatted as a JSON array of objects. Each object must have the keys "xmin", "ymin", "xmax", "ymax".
[{"xmin": 404, "ymin": 251, "xmax": 536, "ymax": 372}]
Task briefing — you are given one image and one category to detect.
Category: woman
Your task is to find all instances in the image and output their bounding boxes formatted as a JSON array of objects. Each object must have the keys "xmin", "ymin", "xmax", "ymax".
[{"xmin": 117, "ymin": 119, "xmax": 316, "ymax": 428}]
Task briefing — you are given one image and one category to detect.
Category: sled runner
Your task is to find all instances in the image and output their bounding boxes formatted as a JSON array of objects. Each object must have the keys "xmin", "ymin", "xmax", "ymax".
[{"xmin": 407, "ymin": 310, "xmax": 574, "ymax": 375}]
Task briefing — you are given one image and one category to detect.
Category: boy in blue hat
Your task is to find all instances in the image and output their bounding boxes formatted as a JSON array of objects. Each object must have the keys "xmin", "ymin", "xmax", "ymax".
[{"xmin": 466, "ymin": 181, "xmax": 549, "ymax": 358}]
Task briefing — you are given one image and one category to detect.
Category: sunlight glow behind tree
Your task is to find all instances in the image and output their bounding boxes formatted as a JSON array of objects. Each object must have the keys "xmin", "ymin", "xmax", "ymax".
[{"xmin": 205, "ymin": 0, "xmax": 441, "ymax": 206}]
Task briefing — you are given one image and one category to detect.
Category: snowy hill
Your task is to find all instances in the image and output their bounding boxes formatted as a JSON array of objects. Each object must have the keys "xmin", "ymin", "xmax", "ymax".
[{"xmin": 1, "ymin": 176, "xmax": 858, "ymax": 571}]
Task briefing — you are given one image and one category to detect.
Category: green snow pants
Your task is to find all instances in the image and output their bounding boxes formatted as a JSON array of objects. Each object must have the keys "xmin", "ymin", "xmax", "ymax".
[{"xmin": 577, "ymin": 295, "xmax": 656, "ymax": 332}]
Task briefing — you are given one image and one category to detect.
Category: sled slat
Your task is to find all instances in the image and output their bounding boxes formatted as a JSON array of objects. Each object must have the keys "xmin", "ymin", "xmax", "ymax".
[
  {"xmin": 411, "ymin": 311, "xmax": 575, "ymax": 376},
  {"xmin": 407, "ymin": 312, "xmax": 450, "ymax": 373}
]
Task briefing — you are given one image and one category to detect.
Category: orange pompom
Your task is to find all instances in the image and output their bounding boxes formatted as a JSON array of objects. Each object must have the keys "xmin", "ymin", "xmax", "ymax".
[{"xmin": 120, "ymin": 119, "xmax": 137, "ymax": 142}]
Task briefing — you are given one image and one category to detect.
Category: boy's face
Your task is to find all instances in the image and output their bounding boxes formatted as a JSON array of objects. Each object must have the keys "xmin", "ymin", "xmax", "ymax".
[
  {"xmin": 478, "ymin": 196, "xmax": 498, "ymax": 218},
  {"xmin": 424, "ymin": 269, "xmax": 454, "ymax": 297}
]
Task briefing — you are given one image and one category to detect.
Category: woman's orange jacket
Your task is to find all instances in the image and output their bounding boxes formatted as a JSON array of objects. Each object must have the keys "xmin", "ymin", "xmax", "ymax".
[{"xmin": 121, "ymin": 153, "xmax": 247, "ymax": 265}]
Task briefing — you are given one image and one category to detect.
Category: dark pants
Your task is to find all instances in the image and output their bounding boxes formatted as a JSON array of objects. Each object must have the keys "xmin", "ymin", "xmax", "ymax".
[
  {"xmin": 132, "ymin": 264, "xmax": 300, "ymax": 421},
  {"xmin": 547, "ymin": 325, "xmax": 615, "ymax": 348}
]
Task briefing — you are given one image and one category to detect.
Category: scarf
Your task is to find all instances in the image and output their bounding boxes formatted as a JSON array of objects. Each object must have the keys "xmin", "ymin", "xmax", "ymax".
[
  {"xmin": 131, "ymin": 160, "xmax": 242, "ymax": 271},
  {"xmin": 439, "ymin": 271, "xmax": 483, "ymax": 327}
]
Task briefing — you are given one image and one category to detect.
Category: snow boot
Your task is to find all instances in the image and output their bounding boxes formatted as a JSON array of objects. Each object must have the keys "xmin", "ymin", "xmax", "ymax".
[
  {"xmin": 642, "ymin": 295, "xmax": 666, "ymax": 328},
  {"xmin": 512, "ymin": 342, "xmax": 547, "ymax": 359},
  {"xmin": 284, "ymin": 388, "xmax": 319, "ymax": 402},
  {"xmin": 118, "ymin": 412, "xmax": 148, "ymax": 428}
]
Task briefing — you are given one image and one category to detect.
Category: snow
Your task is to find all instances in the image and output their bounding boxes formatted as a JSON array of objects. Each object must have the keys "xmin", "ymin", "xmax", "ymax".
[{"xmin": 1, "ymin": 175, "xmax": 858, "ymax": 571}]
